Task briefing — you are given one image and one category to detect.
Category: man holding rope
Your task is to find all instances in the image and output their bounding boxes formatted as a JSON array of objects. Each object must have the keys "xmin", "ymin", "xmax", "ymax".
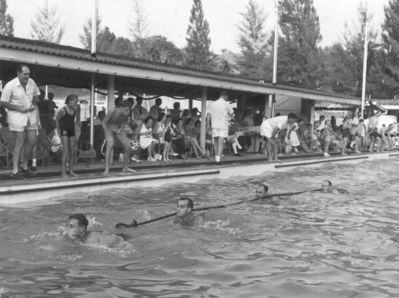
[{"xmin": 173, "ymin": 197, "xmax": 205, "ymax": 226}]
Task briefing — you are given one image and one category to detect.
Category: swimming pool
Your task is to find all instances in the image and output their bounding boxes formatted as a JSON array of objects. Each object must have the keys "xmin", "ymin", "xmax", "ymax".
[{"xmin": 1, "ymin": 158, "xmax": 399, "ymax": 297}]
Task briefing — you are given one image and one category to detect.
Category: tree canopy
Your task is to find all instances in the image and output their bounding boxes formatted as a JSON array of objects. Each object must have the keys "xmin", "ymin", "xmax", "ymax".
[
  {"xmin": 30, "ymin": 0, "xmax": 65, "ymax": 43},
  {"xmin": 185, "ymin": 0, "xmax": 212, "ymax": 70},
  {"xmin": 0, "ymin": 0, "xmax": 13, "ymax": 36}
]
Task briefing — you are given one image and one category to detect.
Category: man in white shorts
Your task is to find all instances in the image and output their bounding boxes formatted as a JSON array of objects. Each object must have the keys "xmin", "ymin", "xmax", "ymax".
[
  {"xmin": 207, "ymin": 91, "xmax": 234, "ymax": 162},
  {"xmin": 0, "ymin": 65, "xmax": 40, "ymax": 179},
  {"xmin": 260, "ymin": 113, "xmax": 298, "ymax": 162}
]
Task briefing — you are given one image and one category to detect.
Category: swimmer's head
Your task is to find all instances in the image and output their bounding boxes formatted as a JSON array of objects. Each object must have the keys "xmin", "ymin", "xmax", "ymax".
[
  {"xmin": 66, "ymin": 213, "xmax": 89, "ymax": 239},
  {"xmin": 255, "ymin": 183, "xmax": 268, "ymax": 197},
  {"xmin": 321, "ymin": 180, "xmax": 333, "ymax": 193},
  {"xmin": 177, "ymin": 197, "xmax": 193, "ymax": 217}
]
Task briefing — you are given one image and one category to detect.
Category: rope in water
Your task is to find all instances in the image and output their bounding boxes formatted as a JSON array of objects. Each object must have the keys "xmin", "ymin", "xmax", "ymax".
[{"xmin": 115, "ymin": 188, "xmax": 322, "ymax": 228}]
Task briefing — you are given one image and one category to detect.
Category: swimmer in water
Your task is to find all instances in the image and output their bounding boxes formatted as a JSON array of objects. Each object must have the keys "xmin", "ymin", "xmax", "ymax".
[
  {"xmin": 254, "ymin": 183, "xmax": 280, "ymax": 205},
  {"xmin": 173, "ymin": 197, "xmax": 204, "ymax": 226},
  {"xmin": 65, "ymin": 213, "xmax": 90, "ymax": 240},
  {"xmin": 255, "ymin": 183, "xmax": 269, "ymax": 198},
  {"xmin": 321, "ymin": 180, "xmax": 349, "ymax": 194},
  {"xmin": 65, "ymin": 214, "xmax": 134, "ymax": 254}
]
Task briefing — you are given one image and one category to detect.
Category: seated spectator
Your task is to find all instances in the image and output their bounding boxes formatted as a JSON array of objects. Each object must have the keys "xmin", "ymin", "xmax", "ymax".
[
  {"xmin": 304, "ymin": 123, "xmax": 322, "ymax": 152},
  {"xmin": 322, "ymin": 119, "xmax": 345, "ymax": 157},
  {"xmin": 315, "ymin": 115, "xmax": 326, "ymax": 138},
  {"xmin": 181, "ymin": 109, "xmax": 190, "ymax": 123},
  {"xmin": 163, "ymin": 117, "xmax": 174, "ymax": 161},
  {"xmin": 138, "ymin": 116, "xmax": 157, "ymax": 161},
  {"xmin": 153, "ymin": 112, "xmax": 167, "ymax": 160},
  {"xmin": 285, "ymin": 121, "xmax": 300, "ymax": 154},
  {"xmin": 193, "ymin": 120, "xmax": 201, "ymax": 143},
  {"xmin": 185, "ymin": 118, "xmax": 205, "ymax": 158},
  {"xmin": 190, "ymin": 108, "xmax": 201, "ymax": 123}
]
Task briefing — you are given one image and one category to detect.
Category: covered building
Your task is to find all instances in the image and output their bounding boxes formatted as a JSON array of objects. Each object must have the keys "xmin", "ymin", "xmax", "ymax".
[{"xmin": 0, "ymin": 35, "xmax": 360, "ymax": 148}]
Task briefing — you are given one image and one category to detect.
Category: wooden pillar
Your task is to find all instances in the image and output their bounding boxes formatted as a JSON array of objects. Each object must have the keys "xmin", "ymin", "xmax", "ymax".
[
  {"xmin": 200, "ymin": 87, "xmax": 207, "ymax": 150},
  {"xmin": 107, "ymin": 75, "xmax": 115, "ymax": 112},
  {"xmin": 268, "ymin": 94, "xmax": 274, "ymax": 118},
  {"xmin": 189, "ymin": 98, "xmax": 193, "ymax": 110},
  {"xmin": 90, "ymin": 73, "xmax": 95, "ymax": 146}
]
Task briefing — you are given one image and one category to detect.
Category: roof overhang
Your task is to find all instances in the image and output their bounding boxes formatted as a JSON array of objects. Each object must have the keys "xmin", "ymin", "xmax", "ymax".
[{"xmin": 0, "ymin": 36, "xmax": 361, "ymax": 105}]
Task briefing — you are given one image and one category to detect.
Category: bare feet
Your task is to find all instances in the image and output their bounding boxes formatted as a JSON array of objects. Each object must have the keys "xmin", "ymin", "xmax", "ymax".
[
  {"xmin": 69, "ymin": 171, "xmax": 79, "ymax": 177},
  {"xmin": 102, "ymin": 171, "xmax": 109, "ymax": 176},
  {"xmin": 273, "ymin": 159, "xmax": 282, "ymax": 163},
  {"xmin": 122, "ymin": 167, "xmax": 136, "ymax": 173},
  {"xmin": 61, "ymin": 173, "xmax": 69, "ymax": 178}
]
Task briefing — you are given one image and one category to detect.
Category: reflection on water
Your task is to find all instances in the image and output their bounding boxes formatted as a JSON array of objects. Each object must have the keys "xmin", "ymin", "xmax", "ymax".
[{"xmin": 1, "ymin": 159, "xmax": 399, "ymax": 297}]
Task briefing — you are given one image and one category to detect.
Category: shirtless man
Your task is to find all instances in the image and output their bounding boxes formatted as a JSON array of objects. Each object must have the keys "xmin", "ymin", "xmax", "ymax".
[
  {"xmin": 102, "ymin": 101, "xmax": 135, "ymax": 175},
  {"xmin": 65, "ymin": 213, "xmax": 90, "ymax": 240},
  {"xmin": 173, "ymin": 197, "xmax": 204, "ymax": 226},
  {"xmin": 254, "ymin": 183, "xmax": 280, "ymax": 205},
  {"xmin": 321, "ymin": 180, "xmax": 349, "ymax": 194}
]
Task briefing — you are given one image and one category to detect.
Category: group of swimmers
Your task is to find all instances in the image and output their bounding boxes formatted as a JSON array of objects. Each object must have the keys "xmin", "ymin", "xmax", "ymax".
[{"xmin": 64, "ymin": 180, "xmax": 346, "ymax": 241}]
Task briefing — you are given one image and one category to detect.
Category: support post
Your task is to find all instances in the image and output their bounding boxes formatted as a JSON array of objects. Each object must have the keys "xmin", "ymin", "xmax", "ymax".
[
  {"xmin": 107, "ymin": 74, "xmax": 115, "ymax": 112},
  {"xmin": 200, "ymin": 87, "xmax": 207, "ymax": 150},
  {"xmin": 90, "ymin": 73, "xmax": 95, "ymax": 146},
  {"xmin": 91, "ymin": 0, "xmax": 98, "ymax": 57},
  {"xmin": 265, "ymin": 94, "xmax": 273, "ymax": 118},
  {"xmin": 189, "ymin": 98, "xmax": 193, "ymax": 110},
  {"xmin": 361, "ymin": 2, "xmax": 368, "ymax": 118}
]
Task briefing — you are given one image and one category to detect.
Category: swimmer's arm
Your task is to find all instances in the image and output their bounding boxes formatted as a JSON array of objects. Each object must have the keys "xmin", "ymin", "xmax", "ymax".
[{"xmin": 194, "ymin": 213, "xmax": 205, "ymax": 226}]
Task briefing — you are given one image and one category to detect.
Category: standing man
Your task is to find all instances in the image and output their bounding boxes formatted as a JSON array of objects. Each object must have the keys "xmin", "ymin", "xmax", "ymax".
[
  {"xmin": 132, "ymin": 96, "xmax": 149, "ymax": 126},
  {"xmin": 149, "ymin": 97, "xmax": 162, "ymax": 122},
  {"xmin": 368, "ymin": 110, "xmax": 382, "ymax": 152},
  {"xmin": 207, "ymin": 91, "xmax": 234, "ymax": 163},
  {"xmin": 260, "ymin": 113, "xmax": 298, "ymax": 162},
  {"xmin": 0, "ymin": 64, "xmax": 40, "ymax": 179}
]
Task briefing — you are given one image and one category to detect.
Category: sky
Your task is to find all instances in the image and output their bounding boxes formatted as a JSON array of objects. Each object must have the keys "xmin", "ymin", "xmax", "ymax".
[{"xmin": 6, "ymin": 0, "xmax": 391, "ymax": 54}]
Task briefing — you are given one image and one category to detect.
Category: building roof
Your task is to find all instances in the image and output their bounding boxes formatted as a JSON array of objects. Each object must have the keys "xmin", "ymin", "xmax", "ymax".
[{"xmin": 0, "ymin": 35, "xmax": 360, "ymax": 105}]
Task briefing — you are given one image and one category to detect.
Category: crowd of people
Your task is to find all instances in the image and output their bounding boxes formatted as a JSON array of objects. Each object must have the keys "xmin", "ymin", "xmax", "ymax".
[
  {"xmin": 0, "ymin": 64, "xmax": 398, "ymax": 179},
  {"xmin": 259, "ymin": 109, "xmax": 398, "ymax": 161}
]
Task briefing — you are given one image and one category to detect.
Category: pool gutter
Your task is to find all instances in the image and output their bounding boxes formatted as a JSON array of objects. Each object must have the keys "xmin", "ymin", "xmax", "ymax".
[{"xmin": 0, "ymin": 151, "xmax": 396, "ymax": 206}]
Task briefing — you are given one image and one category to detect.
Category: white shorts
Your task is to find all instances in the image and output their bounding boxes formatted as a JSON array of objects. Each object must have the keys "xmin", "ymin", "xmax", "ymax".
[
  {"xmin": 260, "ymin": 123, "xmax": 273, "ymax": 138},
  {"xmin": 212, "ymin": 128, "xmax": 228, "ymax": 138},
  {"xmin": 9, "ymin": 122, "xmax": 38, "ymax": 133}
]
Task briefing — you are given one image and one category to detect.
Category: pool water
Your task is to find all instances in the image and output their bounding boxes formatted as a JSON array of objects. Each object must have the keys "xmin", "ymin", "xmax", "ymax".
[{"xmin": 1, "ymin": 158, "xmax": 399, "ymax": 297}]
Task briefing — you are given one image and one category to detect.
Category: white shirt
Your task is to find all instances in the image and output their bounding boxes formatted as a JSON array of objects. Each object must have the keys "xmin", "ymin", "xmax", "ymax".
[
  {"xmin": 0, "ymin": 77, "xmax": 40, "ymax": 126},
  {"xmin": 208, "ymin": 98, "xmax": 233, "ymax": 130},
  {"xmin": 260, "ymin": 116, "xmax": 289, "ymax": 137}
]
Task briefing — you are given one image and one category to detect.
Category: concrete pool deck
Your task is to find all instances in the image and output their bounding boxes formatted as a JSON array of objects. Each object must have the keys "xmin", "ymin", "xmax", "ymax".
[{"xmin": 0, "ymin": 151, "xmax": 396, "ymax": 206}]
